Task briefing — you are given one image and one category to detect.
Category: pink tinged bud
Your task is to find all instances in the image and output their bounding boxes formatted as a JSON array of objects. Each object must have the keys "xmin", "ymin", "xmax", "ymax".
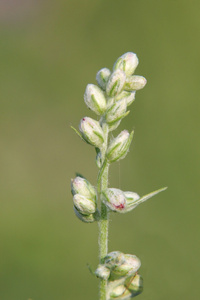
[
  {"xmin": 112, "ymin": 254, "xmax": 141, "ymax": 277},
  {"xmin": 73, "ymin": 194, "xmax": 96, "ymax": 215},
  {"xmin": 71, "ymin": 176, "xmax": 96, "ymax": 199},
  {"xmin": 102, "ymin": 188, "xmax": 127, "ymax": 212},
  {"xmin": 113, "ymin": 52, "xmax": 139, "ymax": 76},
  {"xmin": 105, "ymin": 98, "xmax": 128, "ymax": 125},
  {"xmin": 106, "ymin": 69, "xmax": 126, "ymax": 97},
  {"xmin": 124, "ymin": 75, "xmax": 147, "ymax": 91},
  {"xmin": 96, "ymin": 68, "xmax": 111, "ymax": 91},
  {"xmin": 115, "ymin": 90, "xmax": 136, "ymax": 107},
  {"xmin": 106, "ymin": 130, "xmax": 134, "ymax": 163},
  {"xmin": 79, "ymin": 117, "xmax": 104, "ymax": 148},
  {"xmin": 84, "ymin": 84, "xmax": 107, "ymax": 115}
]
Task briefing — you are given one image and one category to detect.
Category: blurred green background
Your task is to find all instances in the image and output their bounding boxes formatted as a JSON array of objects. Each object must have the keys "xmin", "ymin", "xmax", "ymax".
[{"xmin": 0, "ymin": 0, "xmax": 200, "ymax": 299}]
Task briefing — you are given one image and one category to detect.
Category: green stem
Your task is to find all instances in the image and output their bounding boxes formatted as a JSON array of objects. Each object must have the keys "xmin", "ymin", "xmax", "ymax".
[{"xmin": 99, "ymin": 124, "xmax": 109, "ymax": 300}]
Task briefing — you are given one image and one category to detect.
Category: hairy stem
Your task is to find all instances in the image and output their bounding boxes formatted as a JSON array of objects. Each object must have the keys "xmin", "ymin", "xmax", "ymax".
[{"xmin": 99, "ymin": 124, "xmax": 109, "ymax": 300}]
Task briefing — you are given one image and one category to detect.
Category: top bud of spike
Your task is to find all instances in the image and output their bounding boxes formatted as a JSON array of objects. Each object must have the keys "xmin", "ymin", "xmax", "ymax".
[{"xmin": 113, "ymin": 52, "xmax": 139, "ymax": 76}]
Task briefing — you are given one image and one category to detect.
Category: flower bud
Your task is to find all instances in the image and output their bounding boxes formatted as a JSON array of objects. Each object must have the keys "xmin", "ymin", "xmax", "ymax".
[
  {"xmin": 106, "ymin": 69, "xmax": 126, "ymax": 97},
  {"xmin": 96, "ymin": 68, "xmax": 111, "ymax": 91},
  {"xmin": 113, "ymin": 52, "xmax": 139, "ymax": 76},
  {"xmin": 84, "ymin": 84, "xmax": 107, "ymax": 115},
  {"xmin": 115, "ymin": 91, "xmax": 136, "ymax": 107},
  {"xmin": 71, "ymin": 176, "xmax": 96, "ymax": 199},
  {"xmin": 103, "ymin": 251, "xmax": 125, "ymax": 269},
  {"xmin": 79, "ymin": 117, "xmax": 104, "ymax": 148},
  {"xmin": 123, "ymin": 191, "xmax": 140, "ymax": 212},
  {"xmin": 106, "ymin": 130, "xmax": 134, "ymax": 163},
  {"xmin": 102, "ymin": 188, "xmax": 127, "ymax": 212},
  {"xmin": 110, "ymin": 285, "xmax": 126, "ymax": 298},
  {"xmin": 73, "ymin": 194, "xmax": 96, "ymax": 215},
  {"xmin": 95, "ymin": 265, "xmax": 110, "ymax": 280},
  {"xmin": 125, "ymin": 274, "xmax": 143, "ymax": 296},
  {"xmin": 124, "ymin": 75, "xmax": 147, "ymax": 91},
  {"xmin": 104, "ymin": 99, "xmax": 127, "ymax": 125},
  {"xmin": 112, "ymin": 254, "xmax": 141, "ymax": 277},
  {"xmin": 73, "ymin": 206, "xmax": 96, "ymax": 223}
]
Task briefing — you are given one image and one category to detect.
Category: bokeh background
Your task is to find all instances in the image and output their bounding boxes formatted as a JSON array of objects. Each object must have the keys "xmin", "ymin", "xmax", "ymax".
[{"xmin": 0, "ymin": 0, "xmax": 200, "ymax": 299}]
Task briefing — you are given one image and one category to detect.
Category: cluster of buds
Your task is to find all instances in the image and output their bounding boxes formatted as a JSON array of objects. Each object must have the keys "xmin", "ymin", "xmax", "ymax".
[
  {"xmin": 71, "ymin": 176, "xmax": 99, "ymax": 223},
  {"xmin": 95, "ymin": 251, "xmax": 143, "ymax": 299},
  {"xmin": 78, "ymin": 52, "xmax": 147, "ymax": 167}
]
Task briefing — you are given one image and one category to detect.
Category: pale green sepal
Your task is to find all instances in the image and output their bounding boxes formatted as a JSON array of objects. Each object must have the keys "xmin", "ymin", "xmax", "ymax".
[
  {"xmin": 95, "ymin": 265, "xmax": 111, "ymax": 280},
  {"xmin": 124, "ymin": 75, "xmax": 147, "ymax": 91},
  {"xmin": 73, "ymin": 206, "xmax": 96, "ymax": 223},
  {"xmin": 71, "ymin": 125, "xmax": 84, "ymax": 141},
  {"xmin": 84, "ymin": 84, "xmax": 107, "ymax": 115},
  {"xmin": 73, "ymin": 194, "xmax": 96, "ymax": 215},
  {"xmin": 125, "ymin": 274, "xmax": 143, "ymax": 297},
  {"xmin": 125, "ymin": 187, "xmax": 167, "ymax": 212},
  {"xmin": 106, "ymin": 130, "xmax": 134, "ymax": 163},
  {"xmin": 96, "ymin": 68, "xmax": 111, "ymax": 91},
  {"xmin": 105, "ymin": 98, "xmax": 127, "ymax": 124},
  {"xmin": 79, "ymin": 117, "xmax": 104, "ymax": 148},
  {"xmin": 106, "ymin": 69, "xmax": 126, "ymax": 97},
  {"xmin": 115, "ymin": 91, "xmax": 136, "ymax": 107}
]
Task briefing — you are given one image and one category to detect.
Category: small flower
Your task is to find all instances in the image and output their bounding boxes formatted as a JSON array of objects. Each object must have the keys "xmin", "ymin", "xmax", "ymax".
[
  {"xmin": 106, "ymin": 69, "xmax": 126, "ymax": 97},
  {"xmin": 96, "ymin": 68, "xmax": 111, "ymax": 91},
  {"xmin": 115, "ymin": 90, "xmax": 136, "ymax": 107},
  {"xmin": 124, "ymin": 75, "xmax": 147, "ymax": 91},
  {"xmin": 84, "ymin": 84, "xmax": 107, "ymax": 115},
  {"xmin": 125, "ymin": 273, "xmax": 143, "ymax": 297},
  {"xmin": 113, "ymin": 52, "xmax": 139, "ymax": 76},
  {"xmin": 73, "ymin": 206, "xmax": 96, "ymax": 223},
  {"xmin": 79, "ymin": 117, "xmax": 104, "ymax": 148},
  {"xmin": 112, "ymin": 254, "xmax": 141, "ymax": 277},
  {"xmin": 103, "ymin": 251, "xmax": 125, "ymax": 269},
  {"xmin": 104, "ymin": 98, "xmax": 128, "ymax": 125},
  {"xmin": 102, "ymin": 188, "xmax": 127, "ymax": 212},
  {"xmin": 106, "ymin": 130, "xmax": 134, "ymax": 163}
]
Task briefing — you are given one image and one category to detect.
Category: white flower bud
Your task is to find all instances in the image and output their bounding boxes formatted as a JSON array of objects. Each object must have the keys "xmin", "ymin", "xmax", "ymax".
[
  {"xmin": 96, "ymin": 68, "xmax": 111, "ymax": 91},
  {"xmin": 84, "ymin": 84, "xmax": 107, "ymax": 115},
  {"xmin": 113, "ymin": 52, "xmax": 139, "ymax": 76},
  {"xmin": 124, "ymin": 75, "xmax": 147, "ymax": 91},
  {"xmin": 73, "ymin": 194, "xmax": 96, "ymax": 215},
  {"xmin": 112, "ymin": 254, "xmax": 141, "ymax": 277},
  {"xmin": 110, "ymin": 285, "xmax": 126, "ymax": 298},
  {"xmin": 125, "ymin": 274, "xmax": 143, "ymax": 296},
  {"xmin": 124, "ymin": 191, "xmax": 140, "ymax": 211},
  {"xmin": 105, "ymin": 99, "xmax": 127, "ymax": 125},
  {"xmin": 73, "ymin": 206, "xmax": 96, "ymax": 223},
  {"xmin": 102, "ymin": 188, "xmax": 127, "ymax": 212},
  {"xmin": 106, "ymin": 130, "xmax": 134, "ymax": 163},
  {"xmin": 115, "ymin": 90, "xmax": 136, "ymax": 107},
  {"xmin": 79, "ymin": 117, "xmax": 104, "ymax": 148},
  {"xmin": 103, "ymin": 251, "xmax": 125, "ymax": 269},
  {"xmin": 95, "ymin": 265, "xmax": 110, "ymax": 280},
  {"xmin": 71, "ymin": 176, "xmax": 96, "ymax": 199},
  {"xmin": 106, "ymin": 69, "xmax": 126, "ymax": 97}
]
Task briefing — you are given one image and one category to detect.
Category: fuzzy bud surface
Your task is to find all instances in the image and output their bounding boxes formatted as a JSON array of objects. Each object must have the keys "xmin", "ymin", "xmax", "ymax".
[
  {"xmin": 84, "ymin": 84, "xmax": 107, "ymax": 115},
  {"xmin": 79, "ymin": 117, "xmax": 104, "ymax": 148}
]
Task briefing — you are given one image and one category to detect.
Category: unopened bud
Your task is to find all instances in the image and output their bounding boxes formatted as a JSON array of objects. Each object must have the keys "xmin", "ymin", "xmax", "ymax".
[
  {"xmin": 84, "ymin": 84, "xmax": 107, "ymax": 115},
  {"xmin": 79, "ymin": 117, "xmax": 104, "ymax": 148},
  {"xmin": 73, "ymin": 194, "xmax": 96, "ymax": 215},
  {"xmin": 73, "ymin": 206, "xmax": 96, "ymax": 223},
  {"xmin": 124, "ymin": 75, "xmax": 147, "ymax": 91},
  {"xmin": 106, "ymin": 130, "xmax": 134, "ymax": 163},
  {"xmin": 125, "ymin": 274, "xmax": 143, "ymax": 296},
  {"xmin": 115, "ymin": 91, "xmax": 136, "ymax": 107},
  {"xmin": 95, "ymin": 265, "xmax": 110, "ymax": 280},
  {"xmin": 105, "ymin": 99, "xmax": 128, "ymax": 125},
  {"xmin": 106, "ymin": 69, "xmax": 126, "ymax": 97},
  {"xmin": 96, "ymin": 68, "xmax": 111, "ymax": 91},
  {"xmin": 112, "ymin": 254, "xmax": 141, "ymax": 277},
  {"xmin": 102, "ymin": 188, "xmax": 127, "ymax": 212},
  {"xmin": 124, "ymin": 191, "xmax": 140, "ymax": 211},
  {"xmin": 113, "ymin": 52, "xmax": 139, "ymax": 76},
  {"xmin": 71, "ymin": 176, "xmax": 96, "ymax": 199},
  {"xmin": 103, "ymin": 251, "xmax": 125, "ymax": 269},
  {"xmin": 110, "ymin": 285, "xmax": 126, "ymax": 298}
]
